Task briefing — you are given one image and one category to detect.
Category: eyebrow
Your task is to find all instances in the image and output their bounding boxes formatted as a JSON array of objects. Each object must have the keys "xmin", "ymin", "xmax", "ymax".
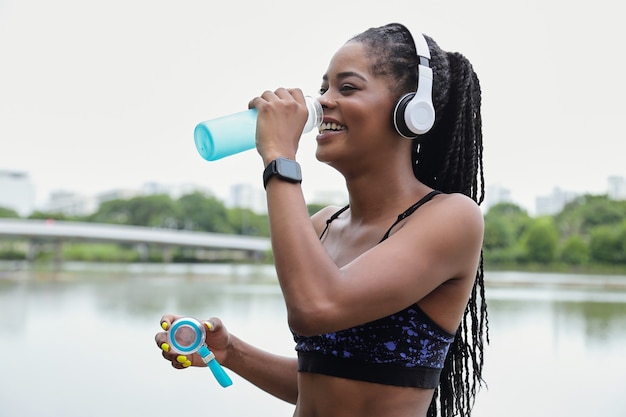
[{"xmin": 322, "ymin": 71, "xmax": 368, "ymax": 82}]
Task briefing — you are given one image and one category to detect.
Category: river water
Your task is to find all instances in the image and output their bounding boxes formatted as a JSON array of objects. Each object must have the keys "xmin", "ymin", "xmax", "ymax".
[{"xmin": 1, "ymin": 263, "xmax": 625, "ymax": 417}]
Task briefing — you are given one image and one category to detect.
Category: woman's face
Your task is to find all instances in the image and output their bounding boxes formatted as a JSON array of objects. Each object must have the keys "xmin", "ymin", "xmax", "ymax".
[{"xmin": 315, "ymin": 41, "xmax": 399, "ymax": 167}]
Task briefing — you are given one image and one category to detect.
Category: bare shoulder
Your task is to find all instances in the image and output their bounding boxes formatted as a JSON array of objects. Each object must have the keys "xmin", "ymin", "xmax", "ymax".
[
  {"xmin": 402, "ymin": 191, "xmax": 484, "ymax": 265},
  {"xmin": 429, "ymin": 192, "xmax": 483, "ymax": 230},
  {"xmin": 310, "ymin": 205, "xmax": 347, "ymax": 235}
]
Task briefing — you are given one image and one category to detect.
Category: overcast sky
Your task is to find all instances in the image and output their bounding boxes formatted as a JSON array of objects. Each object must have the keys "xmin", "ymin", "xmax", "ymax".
[{"xmin": 1, "ymin": 0, "xmax": 624, "ymax": 213}]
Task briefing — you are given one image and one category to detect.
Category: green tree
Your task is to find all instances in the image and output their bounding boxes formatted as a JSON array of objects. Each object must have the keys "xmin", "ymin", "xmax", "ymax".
[
  {"xmin": 483, "ymin": 202, "xmax": 531, "ymax": 264},
  {"xmin": 88, "ymin": 199, "xmax": 131, "ymax": 224},
  {"xmin": 483, "ymin": 216, "xmax": 514, "ymax": 250},
  {"xmin": 559, "ymin": 235, "xmax": 588, "ymax": 265},
  {"xmin": 177, "ymin": 192, "xmax": 234, "ymax": 233},
  {"xmin": 28, "ymin": 211, "xmax": 74, "ymax": 221},
  {"xmin": 0, "ymin": 207, "xmax": 19, "ymax": 218},
  {"xmin": 307, "ymin": 203, "xmax": 327, "ymax": 217},
  {"xmin": 89, "ymin": 194, "xmax": 179, "ymax": 227},
  {"xmin": 521, "ymin": 217, "xmax": 559, "ymax": 263},
  {"xmin": 485, "ymin": 202, "xmax": 531, "ymax": 238},
  {"xmin": 619, "ymin": 223, "xmax": 626, "ymax": 263},
  {"xmin": 589, "ymin": 223, "xmax": 626, "ymax": 264},
  {"xmin": 227, "ymin": 207, "xmax": 269, "ymax": 236},
  {"xmin": 127, "ymin": 194, "xmax": 179, "ymax": 228},
  {"xmin": 555, "ymin": 194, "xmax": 626, "ymax": 237}
]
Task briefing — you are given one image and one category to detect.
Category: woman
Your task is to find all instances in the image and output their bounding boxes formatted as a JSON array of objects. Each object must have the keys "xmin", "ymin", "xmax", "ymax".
[{"xmin": 156, "ymin": 22, "xmax": 487, "ymax": 417}]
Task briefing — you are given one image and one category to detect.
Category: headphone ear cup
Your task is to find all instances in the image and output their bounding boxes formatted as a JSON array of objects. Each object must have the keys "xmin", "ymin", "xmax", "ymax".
[
  {"xmin": 393, "ymin": 93, "xmax": 419, "ymax": 138},
  {"xmin": 393, "ymin": 92, "xmax": 435, "ymax": 137}
]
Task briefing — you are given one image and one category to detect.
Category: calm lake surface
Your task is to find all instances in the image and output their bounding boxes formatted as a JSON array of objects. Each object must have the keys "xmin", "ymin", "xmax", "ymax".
[{"xmin": 1, "ymin": 263, "xmax": 625, "ymax": 417}]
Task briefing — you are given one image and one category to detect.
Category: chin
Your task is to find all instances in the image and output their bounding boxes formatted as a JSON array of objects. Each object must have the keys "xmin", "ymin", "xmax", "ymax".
[{"xmin": 314, "ymin": 148, "xmax": 330, "ymax": 164}]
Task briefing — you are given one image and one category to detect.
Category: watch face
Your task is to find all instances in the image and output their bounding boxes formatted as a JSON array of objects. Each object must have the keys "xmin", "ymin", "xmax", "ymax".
[{"xmin": 276, "ymin": 158, "xmax": 302, "ymax": 180}]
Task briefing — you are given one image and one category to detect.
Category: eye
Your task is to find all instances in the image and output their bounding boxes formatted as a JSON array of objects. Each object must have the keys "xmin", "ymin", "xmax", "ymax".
[
  {"xmin": 319, "ymin": 86, "xmax": 328, "ymax": 95},
  {"xmin": 339, "ymin": 84, "xmax": 357, "ymax": 93}
]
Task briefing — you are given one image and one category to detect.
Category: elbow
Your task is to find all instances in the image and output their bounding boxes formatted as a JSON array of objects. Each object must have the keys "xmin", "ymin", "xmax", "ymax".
[{"xmin": 287, "ymin": 305, "xmax": 330, "ymax": 337}]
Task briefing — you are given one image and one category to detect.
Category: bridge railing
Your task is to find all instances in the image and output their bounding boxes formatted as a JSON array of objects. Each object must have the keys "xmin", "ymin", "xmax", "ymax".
[{"xmin": 0, "ymin": 218, "xmax": 271, "ymax": 263}]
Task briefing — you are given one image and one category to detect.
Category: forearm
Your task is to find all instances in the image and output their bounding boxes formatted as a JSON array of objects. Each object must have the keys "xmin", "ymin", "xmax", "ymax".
[
  {"xmin": 265, "ymin": 182, "xmax": 339, "ymax": 321},
  {"xmin": 224, "ymin": 334, "xmax": 299, "ymax": 404}
]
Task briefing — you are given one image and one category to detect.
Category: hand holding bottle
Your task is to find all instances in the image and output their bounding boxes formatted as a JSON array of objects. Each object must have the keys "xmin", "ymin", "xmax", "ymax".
[{"xmin": 194, "ymin": 89, "xmax": 322, "ymax": 161}]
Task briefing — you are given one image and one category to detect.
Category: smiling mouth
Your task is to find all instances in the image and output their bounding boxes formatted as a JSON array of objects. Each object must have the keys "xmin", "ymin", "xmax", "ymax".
[{"xmin": 319, "ymin": 122, "xmax": 347, "ymax": 133}]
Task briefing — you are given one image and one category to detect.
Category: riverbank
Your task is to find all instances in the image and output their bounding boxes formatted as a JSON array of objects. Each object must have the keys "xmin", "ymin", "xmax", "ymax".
[
  {"xmin": 2, "ymin": 260, "xmax": 626, "ymax": 291},
  {"xmin": 484, "ymin": 270, "xmax": 626, "ymax": 291},
  {"xmin": 0, "ymin": 260, "xmax": 279, "ymax": 283}
]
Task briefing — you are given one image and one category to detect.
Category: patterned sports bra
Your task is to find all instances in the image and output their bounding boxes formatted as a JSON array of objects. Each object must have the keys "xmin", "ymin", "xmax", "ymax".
[{"xmin": 292, "ymin": 190, "xmax": 455, "ymax": 389}]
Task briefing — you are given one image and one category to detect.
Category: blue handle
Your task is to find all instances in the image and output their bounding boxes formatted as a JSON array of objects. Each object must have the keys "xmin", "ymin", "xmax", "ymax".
[
  {"xmin": 198, "ymin": 345, "xmax": 233, "ymax": 387},
  {"xmin": 207, "ymin": 358, "xmax": 233, "ymax": 387}
]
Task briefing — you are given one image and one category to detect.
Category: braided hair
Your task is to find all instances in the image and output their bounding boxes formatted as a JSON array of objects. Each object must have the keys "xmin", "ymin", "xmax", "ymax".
[{"xmin": 349, "ymin": 23, "xmax": 488, "ymax": 417}]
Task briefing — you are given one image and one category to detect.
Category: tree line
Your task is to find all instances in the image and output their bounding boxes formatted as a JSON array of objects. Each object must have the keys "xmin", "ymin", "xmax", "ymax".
[
  {"xmin": 484, "ymin": 194, "xmax": 626, "ymax": 271},
  {"xmin": 1, "ymin": 192, "xmax": 625, "ymax": 270}
]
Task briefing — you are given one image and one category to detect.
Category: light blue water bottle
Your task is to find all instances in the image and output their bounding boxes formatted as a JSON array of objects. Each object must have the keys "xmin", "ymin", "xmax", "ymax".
[{"xmin": 194, "ymin": 96, "xmax": 323, "ymax": 161}]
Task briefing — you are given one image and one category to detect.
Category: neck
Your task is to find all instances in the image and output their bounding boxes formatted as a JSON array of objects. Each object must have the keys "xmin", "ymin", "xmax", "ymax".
[{"xmin": 343, "ymin": 169, "xmax": 430, "ymax": 223}]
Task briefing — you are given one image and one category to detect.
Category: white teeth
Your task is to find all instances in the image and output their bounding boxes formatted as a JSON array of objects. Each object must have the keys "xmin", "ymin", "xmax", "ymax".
[{"xmin": 319, "ymin": 122, "xmax": 346, "ymax": 132}]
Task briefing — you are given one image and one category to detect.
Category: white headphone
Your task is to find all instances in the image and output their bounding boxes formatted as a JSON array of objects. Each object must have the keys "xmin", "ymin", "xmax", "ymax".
[{"xmin": 392, "ymin": 31, "xmax": 435, "ymax": 138}]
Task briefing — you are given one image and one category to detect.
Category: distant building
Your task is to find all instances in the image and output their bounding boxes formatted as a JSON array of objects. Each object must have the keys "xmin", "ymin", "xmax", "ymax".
[
  {"xmin": 228, "ymin": 183, "xmax": 267, "ymax": 213},
  {"xmin": 139, "ymin": 181, "xmax": 214, "ymax": 199},
  {"xmin": 535, "ymin": 187, "xmax": 580, "ymax": 216},
  {"xmin": 96, "ymin": 188, "xmax": 141, "ymax": 205},
  {"xmin": 44, "ymin": 190, "xmax": 99, "ymax": 216},
  {"xmin": 140, "ymin": 181, "xmax": 171, "ymax": 196},
  {"xmin": 484, "ymin": 184, "xmax": 513, "ymax": 212},
  {"xmin": 607, "ymin": 176, "xmax": 626, "ymax": 200},
  {"xmin": 0, "ymin": 169, "xmax": 36, "ymax": 216}
]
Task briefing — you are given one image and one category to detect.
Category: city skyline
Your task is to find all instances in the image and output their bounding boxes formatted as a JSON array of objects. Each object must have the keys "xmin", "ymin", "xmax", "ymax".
[
  {"xmin": 2, "ymin": 166, "xmax": 624, "ymax": 218},
  {"xmin": 1, "ymin": 1, "xmax": 625, "ymax": 219}
]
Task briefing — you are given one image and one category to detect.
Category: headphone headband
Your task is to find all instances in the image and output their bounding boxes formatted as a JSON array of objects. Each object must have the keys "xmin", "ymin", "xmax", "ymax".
[
  {"xmin": 393, "ymin": 30, "xmax": 435, "ymax": 137},
  {"xmin": 413, "ymin": 30, "xmax": 431, "ymax": 61}
]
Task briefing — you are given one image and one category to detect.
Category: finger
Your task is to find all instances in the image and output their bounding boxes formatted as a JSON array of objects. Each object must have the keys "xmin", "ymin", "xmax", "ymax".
[
  {"xmin": 170, "ymin": 360, "xmax": 187, "ymax": 370},
  {"xmin": 175, "ymin": 354, "xmax": 193, "ymax": 368},
  {"xmin": 249, "ymin": 92, "xmax": 273, "ymax": 110},
  {"xmin": 257, "ymin": 89, "xmax": 279, "ymax": 106},
  {"xmin": 273, "ymin": 88, "xmax": 305, "ymax": 108},
  {"xmin": 162, "ymin": 349, "xmax": 192, "ymax": 369},
  {"xmin": 203, "ymin": 317, "xmax": 230, "ymax": 356},
  {"xmin": 155, "ymin": 331, "xmax": 171, "ymax": 353},
  {"xmin": 159, "ymin": 313, "xmax": 181, "ymax": 331},
  {"xmin": 261, "ymin": 89, "xmax": 278, "ymax": 100},
  {"xmin": 203, "ymin": 317, "xmax": 224, "ymax": 334},
  {"xmin": 248, "ymin": 96, "xmax": 262, "ymax": 110},
  {"xmin": 286, "ymin": 88, "xmax": 305, "ymax": 102},
  {"xmin": 155, "ymin": 330, "xmax": 165, "ymax": 346},
  {"xmin": 273, "ymin": 87, "xmax": 292, "ymax": 99},
  {"xmin": 156, "ymin": 313, "xmax": 182, "ymax": 353}
]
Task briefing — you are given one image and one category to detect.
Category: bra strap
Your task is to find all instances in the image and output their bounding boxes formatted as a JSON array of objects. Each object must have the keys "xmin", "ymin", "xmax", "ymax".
[
  {"xmin": 319, "ymin": 205, "xmax": 350, "ymax": 239},
  {"xmin": 378, "ymin": 190, "xmax": 442, "ymax": 243}
]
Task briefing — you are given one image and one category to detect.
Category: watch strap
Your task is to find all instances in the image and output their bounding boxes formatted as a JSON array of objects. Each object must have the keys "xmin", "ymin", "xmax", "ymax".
[
  {"xmin": 262, "ymin": 160, "xmax": 276, "ymax": 189},
  {"xmin": 263, "ymin": 158, "xmax": 302, "ymax": 189}
]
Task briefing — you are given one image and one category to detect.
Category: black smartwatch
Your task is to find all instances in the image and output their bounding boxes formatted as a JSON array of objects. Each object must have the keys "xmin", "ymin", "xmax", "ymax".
[{"xmin": 263, "ymin": 158, "xmax": 302, "ymax": 189}]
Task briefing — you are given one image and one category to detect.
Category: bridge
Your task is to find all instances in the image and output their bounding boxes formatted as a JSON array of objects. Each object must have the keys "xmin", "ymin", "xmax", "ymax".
[{"xmin": 0, "ymin": 218, "xmax": 271, "ymax": 263}]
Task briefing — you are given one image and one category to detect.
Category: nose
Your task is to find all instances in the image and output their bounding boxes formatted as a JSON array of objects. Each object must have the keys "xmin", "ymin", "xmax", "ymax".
[{"xmin": 317, "ymin": 93, "xmax": 335, "ymax": 110}]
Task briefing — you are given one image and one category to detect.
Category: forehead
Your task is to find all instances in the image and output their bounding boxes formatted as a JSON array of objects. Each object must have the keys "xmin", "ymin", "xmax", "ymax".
[{"xmin": 323, "ymin": 41, "xmax": 373, "ymax": 81}]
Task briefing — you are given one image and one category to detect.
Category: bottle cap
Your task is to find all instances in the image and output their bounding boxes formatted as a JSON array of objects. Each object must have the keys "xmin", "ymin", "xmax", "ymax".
[{"xmin": 166, "ymin": 317, "xmax": 206, "ymax": 355}]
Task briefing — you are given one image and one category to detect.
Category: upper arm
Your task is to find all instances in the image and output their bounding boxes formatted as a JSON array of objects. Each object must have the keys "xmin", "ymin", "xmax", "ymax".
[{"xmin": 303, "ymin": 194, "xmax": 484, "ymax": 334}]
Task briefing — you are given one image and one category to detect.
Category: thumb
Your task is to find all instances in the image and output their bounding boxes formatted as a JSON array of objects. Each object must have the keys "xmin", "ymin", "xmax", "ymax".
[
  {"xmin": 203, "ymin": 317, "xmax": 230, "ymax": 352},
  {"xmin": 203, "ymin": 317, "xmax": 226, "ymax": 337}
]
